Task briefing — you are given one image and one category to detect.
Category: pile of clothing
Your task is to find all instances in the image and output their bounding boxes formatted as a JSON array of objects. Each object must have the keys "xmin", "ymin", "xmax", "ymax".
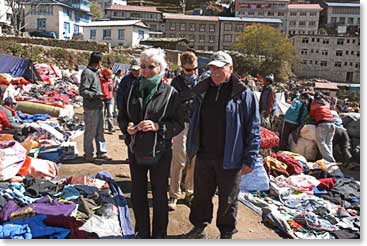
[
  {"xmin": 238, "ymin": 151, "xmax": 360, "ymax": 239},
  {"xmin": 0, "ymin": 171, "xmax": 133, "ymax": 239}
]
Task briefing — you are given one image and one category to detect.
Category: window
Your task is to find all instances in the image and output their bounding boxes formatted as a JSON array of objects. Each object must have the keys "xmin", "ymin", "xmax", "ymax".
[
  {"xmin": 348, "ymin": 17, "xmax": 354, "ymax": 25},
  {"xmin": 310, "ymin": 12, "xmax": 317, "ymax": 17},
  {"xmin": 258, "ymin": 11, "xmax": 264, "ymax": 16},
  {"xmin": 337, "ymin": 39, "xmax": 344, "ymax": 45},
  {"xmin": 299, "ymin": 21, "xmax": 306, "ymax": 26},
  {"xmin": 336, "ymin": 50, "xmax": 343, "ymax": 56},
  {"xmin": 199, "ymin": 35, "xmax": 205, "ymax": 43},
  {"xmin": 339, "ymin": 17, "xmax": 345, "ymax": 24},
  {"xmin": 235, "ymin": 24, "xmax": 243, "ymax": 32},
  {"xmin": 315, "ymin": 61, "xmax": 318, "ymax": 65},
  {"xmin": 31, "ymin": 5, "xmax": 53, "ymax": 15},
  {"xmin": 199, "ymin": 24, "xmax": 206, "ymax": 32},
  {"xmin": 74, "ymin": 24, "xmax": 79, "ymax": 34},
  {"xmin": 351, "ymin": 51, "xmax": 354, "ymax": 55},
  {"xmin": 138, "ymin": 30, "xmax": 144, "ymax": 40},
  {"xmin": 344, "ymin": 62, "xmax": 348, "ymax": 66},
  {"xmin": 357, "ymin": 18, "xmax": 360, "ymax": 24},
  {"xmin": 355, "ymin": 63, "xmax": 360, "ymax": 68},
  {"xmin": 189, "ymin": 24, "xmax": 195, "ymax": 31},
  {"xmin": 357, "ymin": 51, "xmax": 360, "ymax": 57},
  {"xmin": 113, "ymin": 11, "xmax": 118, "ymax": 17},
  {"xmin": 335, "ymin": 62, "xmax": 342, "ymax": 67},
  {"xmin": 290, "ymin": 12, "xmax": 297, "ymax": 16},
  {"xmin": 347, "ymin": 39, "xmax": 350, "ymax": 43},
  {"xmin": 350, "ymin": 62, "xmax": 353, "ymax": 66},
  {"xmin": 63, "ymin": 8, "xmax": 71, "ymax": 18},
  {"xmin": 180, "ymin": 23, "xmax": 186, "ymax": 31},
  {"xmin": 331, "ymin": 17, "xmax": 337, "ymax": 23},
  {"xmin": 317, "ymin": 38, "xmax": 320, "ymax": 42},
  {"xmin": 278, "ymin": 12, "xmax": 284, "ymax": 16},
  {"xmin": 316, "ymin": 49, "xmax": 319, "ymax": 54},
  {"xmin": 224, "ymin": 23, "xmax": 232, "ymax": 31},
  {"xmin": 301, "ymin": 60, "xmax": 307, "ymax": 65},
  {"xmin": 90, "ymin": 29, "xmax": 96, "ymax": 40},
  {"xmin": 309, "ymin": 21, "xmax": 316, "ymax": 27},
  {"xmin": 37, "ymin": 18, "xmax": 46, "ymax": 31},
  {"xmin": 207, "ymin": 46, "xmax": 214, "ymax": 51},
  {"xmin": 323, "ymin": 39, "xmax": 329, "ymax": 44},
  {"xmin": 300, "ymin": 12, "xmax": 307, "ymax": 16},
  {"xmin": 301, "ymin": 49, "xmax": 308, "ymax": 55},
  {"xmin": 311, "ymin": 49, "xmax": 314, "ymax": 53},
  {"xmin": 302, "ymin": 38, "xmax": 309, "ymax": 43},
  {"xmin": 268, "ymin": 11, "xmax": 274, "ymax": 16},
  {"xmin": 289, "ymin": 21, "xmax": 296, "ymax": 27},
  {"xmin": 321, "ymin": 50, "xmax": 328, "ymax": 56},
  {"xmin": 352, "ymin": 39, "xmax": 356, "ymax": 43},
  {"xmin": 64, "ymin": 22, "xmax": 70, "ymax": 34},
  {"xmin": 209, "ymin": 24, "xmax": 215, "ymax": 32},
  {"xmin": 309, "ymin": 60, "xmax": 313, "ymax": 64},
  {"xmin": 248, "ymin": 11, "xmax": 254, "ymax": 16},
  {"xmin": 209, "ymin": 35, "xmax": 215, "ymax": 43},
  {"xmin": 118, "ymin": 29, "xmax": 125, "ymax": 40},
  {"xmin": 224, "ymin": 34, "xmax": 232, "ymax": 42},
  {"xmin": 169, "ymin": 23, "xmax": 176, "ymax": 31},
  {"xmin": 346, "ymin": 51, "xmax": 349, "ymax": 55},
  {"xmin": 103, "ymin": 29, "xmax": 111, "ymax": 40},
  {"xmin": 189, "ymin": 35, "xmax": 195, "ymax": 42},
  {"xmin": 320, "ymin": 61, "xmax": 327, "ymax": 67}
]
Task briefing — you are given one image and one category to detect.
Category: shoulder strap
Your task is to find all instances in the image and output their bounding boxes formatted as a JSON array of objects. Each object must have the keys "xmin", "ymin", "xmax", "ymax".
[{"xmin": 159, "ymin": 86, "xmax": 174, "ymax": 121}]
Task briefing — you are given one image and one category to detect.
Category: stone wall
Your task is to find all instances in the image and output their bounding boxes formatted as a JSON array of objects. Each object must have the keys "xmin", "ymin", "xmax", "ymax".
[{"xmin": 0, "ymin": 36, "xmax": 110, "ymax": 53}]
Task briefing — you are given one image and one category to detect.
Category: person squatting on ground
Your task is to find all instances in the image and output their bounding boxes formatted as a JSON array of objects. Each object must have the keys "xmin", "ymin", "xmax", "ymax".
[
  {"xmin": 118, "ymin": 48, "xmax": 184, "ymax": 239},
  {"xmin": 79, "ymin": 51, "xmax": 111, "ymax": 162},
  {"xmin": 100, "ymin": 68, "xmax": 115, "ymax": 134},
  {"xmin": 279, "ymin": 92, "xmax": 310, "ymax": 150},
  {"xmin": 259, "ymin": 73, "xmax": 277, "ymax": 129},
  {"xmin": 184, "ymin": 51, "xmax": 261, "ymax": 239},
  {"xmin": 168, "ymin": 51, "xmax": 199, "ymax": 211},
  {"xmin": 309, "ymin": 92, "xmax": 336, "ymax": 163}
]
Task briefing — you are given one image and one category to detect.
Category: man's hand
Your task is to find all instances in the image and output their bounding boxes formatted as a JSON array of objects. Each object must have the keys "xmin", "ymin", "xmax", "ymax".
[
  {"xmin": 127, "ymin": 122, "xmax": 138, "ymax": 135},
  {"xmin": 137, "ymin": 120, "xmax": 159, "ymax": 132},
  {"xmin": 240, "ymin": 165, "xmax": 253, "ymax": 176}
]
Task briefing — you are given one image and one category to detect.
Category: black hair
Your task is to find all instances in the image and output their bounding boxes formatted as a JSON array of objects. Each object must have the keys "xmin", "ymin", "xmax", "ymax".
[
  {"xmin": 88, "ymin": 51, "xmax": 103, "ymax": 66},
  {"xmin": 116, "ymin": 69, "xmax": 122, "ymax": 74}
]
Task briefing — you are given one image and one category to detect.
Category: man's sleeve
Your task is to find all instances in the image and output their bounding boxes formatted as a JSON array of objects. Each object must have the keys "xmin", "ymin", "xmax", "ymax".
[{"xmin": 242, "ymin": 90, "xmax": 261, "ymax": 169}]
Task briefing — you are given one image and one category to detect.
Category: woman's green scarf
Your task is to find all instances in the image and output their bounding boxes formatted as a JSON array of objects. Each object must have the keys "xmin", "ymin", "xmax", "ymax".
[{"xmin": 138, "ymin": 73, "xmax": 164, "ymax": 106}]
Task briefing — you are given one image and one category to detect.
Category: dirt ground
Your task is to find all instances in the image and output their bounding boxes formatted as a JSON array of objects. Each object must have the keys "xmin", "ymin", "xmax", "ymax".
[{"xmin": 58, "ymin": 108, "xmax": 282, "ymax": 240}]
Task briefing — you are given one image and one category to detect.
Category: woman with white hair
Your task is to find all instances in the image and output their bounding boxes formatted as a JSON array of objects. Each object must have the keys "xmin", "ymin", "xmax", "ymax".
[{"xmin": 118, "ymin": 48, "xmax": 184, "ymax": 239}]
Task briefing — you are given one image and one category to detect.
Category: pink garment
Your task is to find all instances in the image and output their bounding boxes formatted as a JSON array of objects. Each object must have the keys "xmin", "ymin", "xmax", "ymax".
[
  {"xmin": 24, "ymin": 157, "xmax": 59, "ymax": 180},
  {"xmin": 287, "ymin": 174, "xmax": 320, "ymax": 194}
]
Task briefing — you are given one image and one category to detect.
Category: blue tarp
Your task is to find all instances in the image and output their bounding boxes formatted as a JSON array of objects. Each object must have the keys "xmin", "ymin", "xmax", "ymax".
[{"xmin": 0, "ymin": 54, "xmax": 41, "ymax": 82}]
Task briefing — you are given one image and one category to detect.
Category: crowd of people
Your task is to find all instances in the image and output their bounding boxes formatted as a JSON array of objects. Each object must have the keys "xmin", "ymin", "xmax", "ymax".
[{"xmin": 77, "ymin": 48, "xmax": 357, "ymax": 239}]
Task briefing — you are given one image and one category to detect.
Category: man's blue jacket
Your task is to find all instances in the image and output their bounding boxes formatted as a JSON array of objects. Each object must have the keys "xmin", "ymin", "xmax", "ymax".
[{"xmin": 186, "ymin": 74, "xmax": 261, "ymax": 169}]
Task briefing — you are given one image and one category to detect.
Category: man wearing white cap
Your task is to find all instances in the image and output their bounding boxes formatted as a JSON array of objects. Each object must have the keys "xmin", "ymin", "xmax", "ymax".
[{"xmin": 185, "ymin": 51, "xmax": 261, "ymax": 239}]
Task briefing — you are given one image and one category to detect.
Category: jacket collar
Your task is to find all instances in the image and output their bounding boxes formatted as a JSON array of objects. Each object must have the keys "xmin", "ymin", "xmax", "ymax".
[{"xmin": 193, "ymin": 73, "xmax": 247, "ymax": 99}]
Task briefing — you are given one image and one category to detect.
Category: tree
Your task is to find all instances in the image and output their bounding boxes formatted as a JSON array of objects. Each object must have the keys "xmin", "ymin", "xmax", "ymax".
[
  {"xmin": 90, "ymin": 2, "xmax": 103, "ymax": 20},
  {"xmin": 232, "ymin": 24, "xmax": 296, "ymax": 82}
]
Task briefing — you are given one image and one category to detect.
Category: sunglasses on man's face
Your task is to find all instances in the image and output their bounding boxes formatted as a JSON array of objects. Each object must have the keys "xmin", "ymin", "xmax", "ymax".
[
  {"xmin": 140, "ymin": 64, "xmax": 157, "ymax": 70},
  {"xmin": 183, "ymin": 67, "xmax": 198, "ymax": 72}
]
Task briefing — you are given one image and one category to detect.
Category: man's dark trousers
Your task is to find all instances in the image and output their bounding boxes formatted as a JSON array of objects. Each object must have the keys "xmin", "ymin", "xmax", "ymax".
[{"xmin": 189, "ymin": 157, "xmax": 241, "ymax": 235}]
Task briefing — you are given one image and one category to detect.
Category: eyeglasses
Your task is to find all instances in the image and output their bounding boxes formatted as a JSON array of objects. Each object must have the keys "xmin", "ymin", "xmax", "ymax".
[
  {"xmin": 140, "ymin": 64, "xmax": 157, "ymax": 70},
  {"xmin": 183, "ymin": 67, "xmax": 198, "ymax": 72}
]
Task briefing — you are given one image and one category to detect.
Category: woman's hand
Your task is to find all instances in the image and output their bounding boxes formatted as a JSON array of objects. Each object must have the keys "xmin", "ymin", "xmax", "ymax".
[
  {"xmin": 137, "ymin": 120, "xmax": 159, "ymax": 132},
  {"xmin": 127, "ymin": 122, "xmax": 138, "ymax": 135}
]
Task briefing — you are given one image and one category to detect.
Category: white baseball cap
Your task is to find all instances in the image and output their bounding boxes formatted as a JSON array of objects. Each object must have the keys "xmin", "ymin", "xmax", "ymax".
[{"xmin": 208, "ymin": 51, "xmax": 233, "ymax": 67}]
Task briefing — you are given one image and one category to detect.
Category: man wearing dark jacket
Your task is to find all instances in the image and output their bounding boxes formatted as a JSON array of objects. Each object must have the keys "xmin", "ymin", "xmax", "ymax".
[
  {"xmin": 115, "ymin": 59, "xmax": 141, "ymax": 111},
  {"xmin": 79, "ymin": 52, "xmax": 110, "ymax": 162},
  {"xmin": 168, "ymin": 51, "xmax": 199, "ymax": 211},
  {"xmin": 185, "ymin": 51, "xmax": 261, "ymax": 239}
]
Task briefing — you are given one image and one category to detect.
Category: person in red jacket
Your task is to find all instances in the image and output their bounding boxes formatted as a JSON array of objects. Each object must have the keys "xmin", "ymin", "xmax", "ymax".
[
  {"xmin": 100, "ymin": 68, "xmax": 114, "ymax": 134},
  {"xmin": 309, "ymin": 92, "xmax": 336, "ymax": 162},
  {"xmin": 0, "ymin": 109, "xmax": 11, "ymax": 132}
]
